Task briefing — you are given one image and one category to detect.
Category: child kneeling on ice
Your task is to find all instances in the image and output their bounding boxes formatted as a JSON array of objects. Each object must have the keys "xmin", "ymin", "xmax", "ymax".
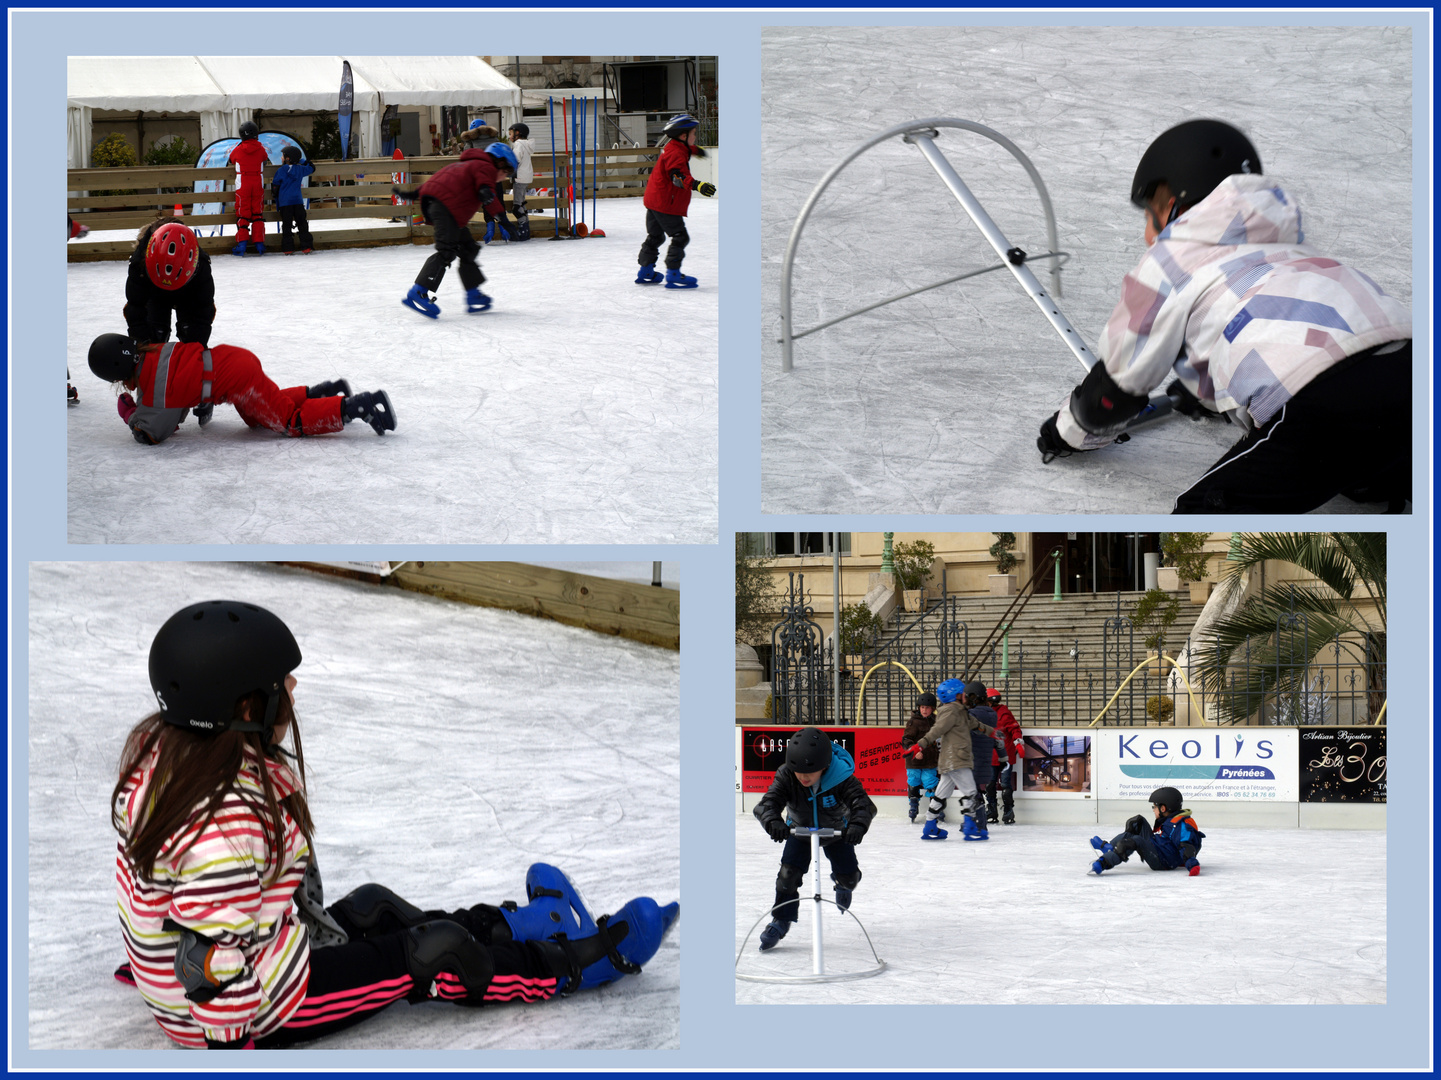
[
  {"xmin": 635, "ymin": 113, "xmax": 716, "ymax": 289},
  {"xmin": 752, "ymin": 727, "xmax": 875, "ymax": 952},
  {"xmin": 88, "ymin": 333, "xmax": 395, "ymax": 444},
  {"xmin": 1089, "ymin": 786, "xmax": 1205, "ymax": 876},
  {"xmin": 113, "ymin": 600, "xmax": 679, "ymax": 1048}
]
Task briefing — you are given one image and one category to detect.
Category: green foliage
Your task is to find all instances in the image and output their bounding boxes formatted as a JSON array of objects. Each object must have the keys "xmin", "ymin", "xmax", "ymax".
[
  {"xmin": 299, "ymin": 113, "xmax": 342, "ymax": 162},
  {"xmin": 989, "ymin": 532, "xmax": 1019, "ymax": 576},
  {"xmin": 143, "ymin": 135, "xmax": 198, "ymax": 167},
  {"xmin": 1146, "ymin": 695, "xmax": 1176, "ymax": 723},
  {"xmin": 1197, "ymin": 533, "xmax": 1387, "ymax": 724},
  {"xmin": 1161, "ymin": 532, "xmax": 1211, "ymax": 581},
  {"xmin": 837, "ymin": 602, "xmax": 883, "ymax": 656},
  {"xmin": 1129, "ymin": 587, "xmax": 1181, "ymax": 653},
  {"xmin": 734, "ymin": 535, "xmax": 780, "ymax": 644},
  {"xmin": 91, "ymin": 132, "xmax": 137, "ymax": 169},
  {"xmin": 763, "ymin": 693, "xmax": 773, "ymax": 720},
  {"xmin": 891, "ymin": 539, "xmax": 937, "ymax": 592}
]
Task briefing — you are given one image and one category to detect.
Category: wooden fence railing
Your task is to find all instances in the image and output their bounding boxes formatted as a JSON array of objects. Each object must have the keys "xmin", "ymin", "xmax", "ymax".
[{"xmin": 67, "ymin": 147, "xmax": 660, "ymax": 259}]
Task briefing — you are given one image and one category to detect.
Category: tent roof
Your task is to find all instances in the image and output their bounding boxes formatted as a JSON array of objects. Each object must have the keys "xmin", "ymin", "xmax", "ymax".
[
  {"xmin": 67, "ymin": 56, "xmax": 227, "ymax": 112},
  {"xmin": 67, "ymin": 55, "xmax": 521, "ymax": 113},
  {"xmin": 196, "ymin": 57, "xmax": 381, "ymax": 112}
]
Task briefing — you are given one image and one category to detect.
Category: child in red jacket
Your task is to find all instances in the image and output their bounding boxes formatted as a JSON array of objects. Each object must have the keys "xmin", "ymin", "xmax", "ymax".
[
  {"xmin": 227, "ymin": 121, "xmax": 271, "ymax": 256},
  {"xmin": 635, "ymin": 114, "xmax": 717, "ymax": 289},
  {"xmin": 984, "ymin": 689, "xmax": 1025, "ymax": 825},
  {"xmin": 86, "ymin": 333, "xmax": 396, "ymax": 443}
]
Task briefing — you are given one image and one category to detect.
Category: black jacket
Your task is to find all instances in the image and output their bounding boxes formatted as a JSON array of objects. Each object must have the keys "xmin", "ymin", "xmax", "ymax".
[
  {"xmin": 753, "ymin": 750, "xmax": 876, "ymax": 846},
  {"xmin": 125, "ymin": 245, "xmax": 216, "ymax": 346}
]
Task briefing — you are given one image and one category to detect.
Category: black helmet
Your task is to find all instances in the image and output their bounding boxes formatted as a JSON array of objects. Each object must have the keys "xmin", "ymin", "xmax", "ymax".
[
  {"xmin": 88, "ymin": 333, "xmax": 141, "ymax": 383},
  {"xmin": 916, "ymin": 692, "xmax": 938, "ymax": 710},
  {"xmin": 239, "ymin": 120, "xmax": 259, "ymax": 140},
  {"xmin": 1130, "ymin": 119, "xmax": 1261, "ymax": 211},
  {"xmin": 281, "ymin": 145, "xmax": 302, "ymax": 164},
  {"xmin": 149, "ymin": 600, "xmax": 301, "ymax": 735},
  {"xmin": 1149, "ymin": 786, "xmax": 1184, "ymax": 815},
  {"xmin": 964, "ymin": 680, "xmax": 990, "ymax": 703},
  {"xmin": 785, "ymin": 727, "xmax": 833, "ymax": 773},
  {"xmin": 509, "ymin": 122, "xmax": 530, "ymax": 139}
]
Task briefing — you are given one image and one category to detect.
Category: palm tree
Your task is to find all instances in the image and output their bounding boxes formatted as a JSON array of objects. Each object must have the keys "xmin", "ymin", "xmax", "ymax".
[{"xmin": 1193, "ymin": 533, "xmax": 1385, "ymax": 724}]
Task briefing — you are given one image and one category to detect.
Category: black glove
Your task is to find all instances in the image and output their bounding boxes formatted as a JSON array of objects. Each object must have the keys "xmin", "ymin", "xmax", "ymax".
[
  {"xmin": 195, "ymin": 403, "xmax": 213, "ymax": 427},
  {"xmin": 696, "ymin": 181, "xmax": 716, "ymax": 197},
  {"xmin": 1164, "ymin": 379, "xmax": 1220, "ymax": 420},
  {"xmin": 765, "ymin": 819, "xmax": 790, "ymax": 843},
  {"xmin": 844, "ymin": 823, "xmax": 865, "ymax": 846},
  {"xmin": 1037, "ymin": 412, "xmax": 1077, "ymax": 463}
]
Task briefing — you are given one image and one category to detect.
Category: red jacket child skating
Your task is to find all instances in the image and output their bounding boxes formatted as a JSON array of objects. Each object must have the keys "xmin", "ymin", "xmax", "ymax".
[
  {"xmin": 86, "ymin": 334, "xmax": 395, "ymax": 444},
  {"xmin": 228, "ymin": 122, "xmax": 271, "ymax": 252}
]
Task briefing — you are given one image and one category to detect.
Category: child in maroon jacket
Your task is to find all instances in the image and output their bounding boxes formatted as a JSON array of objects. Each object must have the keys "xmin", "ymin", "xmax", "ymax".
[
  {"xmin": 399, "ymin": 143, "xmax": 518, "ymax": 318},
  {"xmin": 86, "ymin": 333, "xmax": 396, "ymax": 444},
  {"xmin": 227, "ymin": 121, "xmax": 271, "ymax": 256},
  {"xmin": 635, "ymin": 114, "xmax": 717, "ymax": 289}
]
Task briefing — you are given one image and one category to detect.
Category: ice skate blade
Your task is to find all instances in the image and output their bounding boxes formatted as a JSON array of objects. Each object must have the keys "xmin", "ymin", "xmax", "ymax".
[{"xmin": 402, "ymin": 297, "xmax": 440, "ymax": 319}]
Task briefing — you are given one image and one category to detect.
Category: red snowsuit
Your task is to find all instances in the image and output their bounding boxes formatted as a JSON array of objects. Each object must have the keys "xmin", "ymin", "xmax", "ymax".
[
  {"xmin": 126, "ymin": 341, "xmax": 342, "ymax": 443},
  {"xmin": 228, "ymin": 138, "xmax": 271, "ymax": 244},
  {"xmin": 642, "ymin": 139, "xmax": 700, "ymax": 217},
  {"xmin": 989, "ymin": 704, "xmax": 1024, "ymax": 768}
]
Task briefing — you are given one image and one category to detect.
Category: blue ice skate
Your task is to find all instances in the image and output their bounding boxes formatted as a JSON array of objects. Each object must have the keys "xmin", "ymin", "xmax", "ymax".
[
  {"xmin": 576, "ymin": 896, "xmax": 680, "ymax": 988},
  {"xmin": 664, "ymin": 268, "xmax": 698, "ymax": 289},
  {"xmin": 465, "ymin": 287, "xmax": 492, "ymax": 313},
  {"xmin": 231, "ymin": 242, "xmax": 248, "ymax": 256},
  {"xmin": 1089, "ymin": 836, "xmax": 1114, "ymax": 855},
  {"xmin": 1089, "ymin": 859, "xmax": 1107, "ymax": 875},
  {"xmin": 635, "ymin": 263, "xmax": 664, "ymax": 285},
  {"xmin": 962, "ymin": 815, "xmax": 987, "ymax": 841},
  {"xmin": 403, "ymin": 284, "xmax": 440, "ymax": 319},
  {"xmin": 834, "ymin": 886, "xmax": 853, "ymax": 913},
  {"xmin": 254, "ymin": 243, "xmax": 266, "ymax": 256},
  {"xmin": 500, "ymin": 862, "xmax": 598, "ymax": 941},
  {"xmin": 920, "ymin": 819, "xmax": 948, "ymax": 840},
  {"xmin": 758, "ymin": 919, "xmax": 789, "ymax": 952}
]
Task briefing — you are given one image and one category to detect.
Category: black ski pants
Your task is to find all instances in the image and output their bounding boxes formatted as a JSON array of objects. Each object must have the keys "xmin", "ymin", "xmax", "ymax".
[
  {"xmin": 1099, "ymin": 815, "xmax": 1174, "ymax": 871},
  {"xmin": 277, "ymin": 203, "xmax": 313, "ymax": 252},
  {"xmin": 1173, "ymin": 341, "xmax": 1412, "ymax": 513},
  {"xmin": 771, "ymin": 836, "xmax": 859, "ymax": 923},
  {"xmin": 637, "ymin": 209, "xmax": 689, "ymax": 271},
  {"xmin": 416, "ymin": 197, "xmax": 484, "ymax": 292},
  {"xmin": 985, "ymin": 766, "xmax": 1015, "ymax": 819}
]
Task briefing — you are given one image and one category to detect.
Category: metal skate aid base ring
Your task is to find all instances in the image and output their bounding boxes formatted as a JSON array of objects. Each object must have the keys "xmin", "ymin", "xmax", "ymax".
[
  {"xmin": 736, "ymin": 827, "xmax": 886, "ymax": 984},
  {"xmin": 777, "ymin": 117, "xmax": 1172, "ymax": 431}
]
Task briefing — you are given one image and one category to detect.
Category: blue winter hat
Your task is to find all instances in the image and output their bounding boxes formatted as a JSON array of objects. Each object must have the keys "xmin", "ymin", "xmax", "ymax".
[{"xmin": 936, "ymin": 678, "xmax": 965, "ymax": 704}]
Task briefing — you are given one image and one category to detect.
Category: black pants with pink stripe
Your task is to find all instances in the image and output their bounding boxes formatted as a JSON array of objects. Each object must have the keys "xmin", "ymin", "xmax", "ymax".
[{"xmin": 254, "ymin": 931, "xmax": 555, "ymax": 1047}]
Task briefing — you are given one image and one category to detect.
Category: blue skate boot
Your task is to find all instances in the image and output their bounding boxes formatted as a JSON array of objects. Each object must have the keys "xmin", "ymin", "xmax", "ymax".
[
  {"xmin": 569, "ymin": 897, "xmax": 680, "ymax": 988},
  {"xmin": 231, "ymin": 241, "xmax": 248, "ymax": 256},
  {"xmin": 403, "ymin": 284, "xmax": 440, "ymax": 318},
  {"xmin": 1089, "ymin": 859, "xmax": 1107, "ymax": 875},
  {"xmin": 465, "ymin": 287, "xmax": 492, "ymax": 313},
  {"xmin": 920, "ymin": 819, "xmax": 948, "ymax": 840},
  {"xmin": 664, "ymin": 268, "xmax": 698, "ymax": 289},
  {"xmin": 254, "ymin": 242, "xmax": 265, "ymax": 256},
  {"xmin": 1089, "ymin": 836, "xmax": 1115, "ymax": 855},
  {"xmin": 635, "ymin": 263, "xmax": 664, "ymax": 285},
  {"xmin": 962, "ymin": 815, "xmax": 987, "ymax": 841},
  {"xmin": 758, "ymin": 919, "xmax": 790, "ymax": 952},
  {"xmin": 498, "ymin": 862, "xmax": 598, "ymax": 941}
]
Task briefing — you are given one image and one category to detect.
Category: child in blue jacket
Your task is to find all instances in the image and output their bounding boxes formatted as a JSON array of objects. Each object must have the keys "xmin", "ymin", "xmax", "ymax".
[
  {"xmin": 751, "ymin": 727, "xmax": 876, "ymax": 952},
  {"xmin": 271, "ymin": 147, "xmax": 317, "ymax": 254},
  {"xmin": 1089, "ymin": 786, "xmax": 1205, "ymax": 876}
]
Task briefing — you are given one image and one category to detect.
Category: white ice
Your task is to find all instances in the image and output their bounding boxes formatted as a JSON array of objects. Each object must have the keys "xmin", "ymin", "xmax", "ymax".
[
  {"xmin": 25, "ymin": 561, "xmax": 679, "ymax": 1051},
  {"xmin": 735, "ymin": 816, "xmax": 1384, "ymax": 1005},
  {"xmin": 760, "ymin": 26, "xmax": 1415, "ymax": 513},
  {"xmin": 66, "ymin": 197, "xmax": 718, "ymax": 544}
]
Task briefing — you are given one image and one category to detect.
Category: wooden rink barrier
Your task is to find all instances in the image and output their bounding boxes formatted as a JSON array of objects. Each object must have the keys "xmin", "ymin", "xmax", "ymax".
[
  {"xmin": 66, "ymin": 147, "xmax": 659, "ymax": 259},
  {"xmin": 287, "ymin": 561, "xmax": 679, "ymax": 650}
]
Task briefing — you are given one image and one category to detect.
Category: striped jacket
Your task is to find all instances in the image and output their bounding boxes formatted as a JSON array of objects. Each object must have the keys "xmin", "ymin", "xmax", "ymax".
[
  {"xmin": 1060, "ymin": 174, "xmax": 1411, "ymax": 447},
  {"xmin": 115, "ymin": 745, "xmax": 311, "ymax": 1047}
]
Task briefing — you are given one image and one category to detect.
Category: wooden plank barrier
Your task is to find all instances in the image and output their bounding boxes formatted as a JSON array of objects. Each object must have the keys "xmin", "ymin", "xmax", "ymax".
[{"xmin": 67, "ymin": 147, "xmax": 660, "ymax": 261}]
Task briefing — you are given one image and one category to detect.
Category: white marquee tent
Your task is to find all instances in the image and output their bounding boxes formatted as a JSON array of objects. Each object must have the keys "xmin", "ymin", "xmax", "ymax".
[{"xmin": 66, "ymin": 55, "xmax": 523, "ymax": 167}]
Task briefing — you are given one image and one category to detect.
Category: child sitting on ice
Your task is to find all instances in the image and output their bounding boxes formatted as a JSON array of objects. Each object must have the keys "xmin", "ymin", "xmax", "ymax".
[{"xmin": 1089, "ymin": 786, "xmax": 1205, "ymax": 876}]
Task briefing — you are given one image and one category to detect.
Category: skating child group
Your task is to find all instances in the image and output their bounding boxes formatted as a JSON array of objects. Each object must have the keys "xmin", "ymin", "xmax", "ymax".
[
  {"xmin": 750, "ymin": 684, "xmax": 1205, "ymax": 954},
  {"xmin": 77, "ymin": 112, "xmax": 716, "ymax": 443}
]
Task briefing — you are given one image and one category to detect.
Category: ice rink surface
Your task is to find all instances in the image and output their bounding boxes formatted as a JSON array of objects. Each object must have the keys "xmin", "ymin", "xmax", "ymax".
[
  {"xmin": 735, "ymin": 815, "xmax": 1385, "ymax": 1005},
  {"xmin": 760, "ymin": 26, "xmax": 1415, "ymax": 513},
  {"xmin": 26, "ymin": 561, "xmax": 680, "ymax": 1050},
  {"xmin": 66, "ymin": 197, "xmax": 718, "ymax": 544}
]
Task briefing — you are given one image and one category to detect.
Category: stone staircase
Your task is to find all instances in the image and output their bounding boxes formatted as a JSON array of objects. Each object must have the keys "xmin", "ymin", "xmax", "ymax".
[{"xmin": 851, "ymin": 588, "xmax": 1211, "ymax": 726}]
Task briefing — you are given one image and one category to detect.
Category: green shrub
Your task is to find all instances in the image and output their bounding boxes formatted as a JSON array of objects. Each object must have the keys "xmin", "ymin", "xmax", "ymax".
[
  {"xmin": 1129, "ymin": 587, "xmax": 1181, "ymax": 653},
  {"xmin": 1146, "ymin": 695, "xmax": 1176, "ymax": 723},
  {"xmin": 989, "ymin": 532, "xmax": 1019, "ymax": 576},
  {"xmin": 892, "ymin": 539, "xmax": 937, "ymax": 592},
  {"xmin": 143, "ymin": 135, "xmax": 198, "ymax": 167},
  {"xmin": 837, "ymin": 602, "xmax": 883, "ymax": 655},
  {"xmin": 1161, "ymin": 532, "xmax": 1211, "ymax": 582},
  {"xmin": 91, "ymin": 132, "xmax": 137, "ymax": 169}
]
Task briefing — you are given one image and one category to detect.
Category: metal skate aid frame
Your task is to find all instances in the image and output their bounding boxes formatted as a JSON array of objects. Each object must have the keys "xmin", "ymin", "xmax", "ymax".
[
  {"xmin": 778, "ymin": 119, "xmax": 1171, "ymax": 428},
  {"xmin": 735, "ymin": 827, "xmax": 886, "ymax": 984}
]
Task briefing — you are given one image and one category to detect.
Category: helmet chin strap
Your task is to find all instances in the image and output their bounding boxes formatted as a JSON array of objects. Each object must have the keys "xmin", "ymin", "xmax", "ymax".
[{"xmin": 229, "ymin": 686, "xmax": 286, "ymax": 757}]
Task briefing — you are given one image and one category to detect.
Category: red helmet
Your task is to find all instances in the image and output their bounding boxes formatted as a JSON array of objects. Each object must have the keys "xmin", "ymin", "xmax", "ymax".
[{"xmin": 145, "ymin": 222, "xmax": 199, "ymax": 290}]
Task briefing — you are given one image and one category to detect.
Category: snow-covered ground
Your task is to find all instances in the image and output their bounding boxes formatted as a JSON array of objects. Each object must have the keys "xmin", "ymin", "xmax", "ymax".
[
  {"xmin": 66, "ymin": 197, "xmax": 718, "ymax": 544},
  {"xmin": 25, "ymin": 561, "xmax": 679, "ymax": 1052},
  {"xmin": 760, "ymin": 26, "xmax": 1417, "ymax": 513},
  {"xmin": 736, "ymin": 816, "xmax": 1385, "ymax": 1005}
]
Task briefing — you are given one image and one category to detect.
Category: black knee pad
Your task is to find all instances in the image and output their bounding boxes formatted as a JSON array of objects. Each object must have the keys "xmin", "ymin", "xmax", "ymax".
[
  {"xmin": 927, "ymin": 796, "xmax": 947, "ymax": 816},
  {"xmin": 776, "ymin": 862, "xmax": 806, "ymax": 891},
  {"xmin": 830, "ymin": 869, "xmax": 861, "ymax": 891},
  {"xmin": 908, "ymin": 785, "xmax": 921, "ymax": 799},
  {"xmin": 330, "ymin": 883, "xmax": 426, "ymax": 938},
  {"xmin": 402, "ymin": 919, "xmax": 493, "ymax": 1002}
]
